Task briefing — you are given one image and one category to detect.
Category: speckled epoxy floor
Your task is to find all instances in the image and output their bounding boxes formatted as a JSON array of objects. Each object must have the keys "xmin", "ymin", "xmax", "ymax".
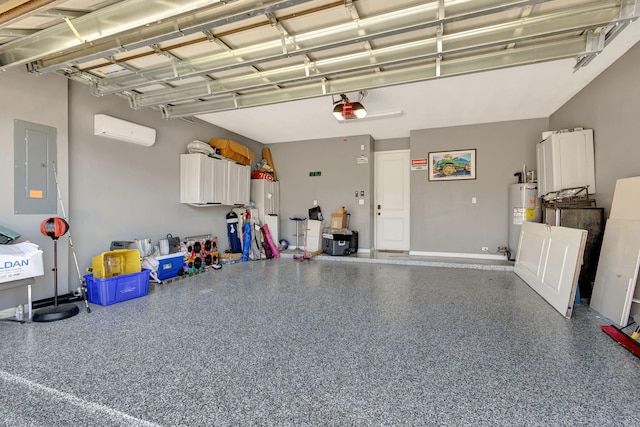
[{"xmin": 1, "ymin": 259, "xmax": 638, "ymax": 426}]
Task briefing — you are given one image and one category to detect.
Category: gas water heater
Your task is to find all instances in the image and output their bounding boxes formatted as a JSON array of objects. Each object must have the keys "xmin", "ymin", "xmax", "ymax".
[{"xmin": 508, "ymin": 183, "xmax": 541, "ymax": 260}]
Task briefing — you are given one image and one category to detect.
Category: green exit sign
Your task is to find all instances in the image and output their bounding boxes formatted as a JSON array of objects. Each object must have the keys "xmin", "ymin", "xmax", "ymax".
[{"xmin": 309, "ymin": 171, "xmax": 322, "ymax": 177}]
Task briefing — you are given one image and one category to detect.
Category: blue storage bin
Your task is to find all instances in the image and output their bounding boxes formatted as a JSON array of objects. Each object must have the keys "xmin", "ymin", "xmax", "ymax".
[
  {"xmin": 155, "ymin": 253, "xmax": 184, "ymax": 280},
  {"xmin": 85, "ymin": 269, "xmax": 150, "ymax": 306}
]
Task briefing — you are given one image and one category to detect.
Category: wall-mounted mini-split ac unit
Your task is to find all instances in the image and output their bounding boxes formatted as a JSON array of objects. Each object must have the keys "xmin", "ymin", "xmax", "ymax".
[{"xmin": 94, "ymin": 114, "xmax": 157, "ymax": 146}]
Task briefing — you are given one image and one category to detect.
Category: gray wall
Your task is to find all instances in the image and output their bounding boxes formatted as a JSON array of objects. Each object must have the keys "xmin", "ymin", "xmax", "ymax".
[
  {"xmin": 269, "ymin": 135, "xmax": 374, "ymax": 250},
  {"xmin": 68, "ymin": 80, "xmax": 264, "ymax": 276},
  {"xmin": 550, "ymin": 41, "xmax": 640, "ymax": 216},
  {"xmin": 375, "ymin": 137, "xmax": 410, "ymax": 151},
  {"xmin": 0, "ymin": 67, "xmax": 70, "ymax": 309},
  {"xmin": 410, "ymin": 119, "xmax": 549, "ymax": 254}
]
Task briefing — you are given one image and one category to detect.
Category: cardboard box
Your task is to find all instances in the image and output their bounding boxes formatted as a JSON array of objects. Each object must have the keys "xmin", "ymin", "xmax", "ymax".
[
  {"xmin": 209, "ymin": 138, "xmax": 255, "ymax": 166},
  {"xmin": 220, "ymin": 252, "xmax": 242, "ymax": 264},
  {"xmin": 330, "ymin": 206, "xmax": 348, "ymax": 229},
  {"xmin": 330, "ymin": 213, "xmax": 347, "ymax": 229},
  {"xmin": 0, "ymin": 242, "xmax": 44, "ymax": 283}
]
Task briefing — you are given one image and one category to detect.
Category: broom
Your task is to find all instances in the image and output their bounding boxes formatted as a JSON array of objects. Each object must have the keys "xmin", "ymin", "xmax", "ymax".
[{"xmin": 601, "ymin": 314, "xmax": 640, "ymax": 359}]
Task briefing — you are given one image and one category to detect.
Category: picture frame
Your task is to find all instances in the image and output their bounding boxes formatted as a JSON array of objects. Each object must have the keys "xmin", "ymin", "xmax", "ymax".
[{"xmin": 428, "ymin": 149, "xmax": 476, "ymax": 181}]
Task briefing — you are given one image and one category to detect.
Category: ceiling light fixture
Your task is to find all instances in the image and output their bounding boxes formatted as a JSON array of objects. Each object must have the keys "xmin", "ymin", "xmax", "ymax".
[{"xmin": 332, "ymin": 92, "xmax": 367, "ymax": 121}]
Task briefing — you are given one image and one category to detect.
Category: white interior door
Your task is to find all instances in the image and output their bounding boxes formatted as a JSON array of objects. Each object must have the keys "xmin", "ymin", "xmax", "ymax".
[
  {"xmin": 590, "ymin": 176, "xmax": 640, "ymax": 326},
  {"xmin": 375, "ymin": 150, "xmax": 410, "ymax": 251},
  {"xmin": 590, "ymin": 219, "xmax": 640, "ymax": 326},
  {"xmin": 514, "ymin": 221, "xmax": 587, "ymax": 318}
]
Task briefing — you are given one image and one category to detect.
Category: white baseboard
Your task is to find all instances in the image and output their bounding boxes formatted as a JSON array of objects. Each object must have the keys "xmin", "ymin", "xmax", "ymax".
[
  {"xmin": 409, "ymin": 251, "xmax": 507, "ymax": 261},
  {"xmin": 356, "ymin": 248, "xmax": 371, "ymax": 254}
]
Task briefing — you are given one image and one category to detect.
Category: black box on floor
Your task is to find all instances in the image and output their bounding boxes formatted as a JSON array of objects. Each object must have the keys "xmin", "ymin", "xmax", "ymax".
[{"xmin": 322, "ymin": 231, "xmax": 352, "ymax": 256}]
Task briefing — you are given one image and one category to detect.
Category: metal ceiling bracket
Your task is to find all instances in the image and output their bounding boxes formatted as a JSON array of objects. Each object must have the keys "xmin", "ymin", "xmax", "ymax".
[
  {"xmin": 160, "ymin": 105, "xmax": 169, "ymax": 120},
  {"xmin": 25, "ymin": 61, "xmax": 38, "ymax": 74},
  {"xmin": 438, "ymin": 0, "xmax": 445, "ymax": 20},
  {"xmin": 436, "ymin": 0, "xmax": 444, "ymax": 67},
  {"xmin": 266, "ymin": 12, "xmax": 279, "ymax": 28},
  {"xmin": 90, "ymin": 80, "xmax": 101, "ymax": 97},
  {"xmin": 585, "ymin": 30, "xmax": 605, "ymax": 54},
  {"xmin": 171, "ymin": 61, "xmax": 179, "ymax": 79},
  {"xmin": 345, "ymin": 0, "xmax": 359, "ymax": 21},
  {"xmin": 619, "ymin": 0, "xmax": 639, "ymax": 20},
  {"xmin": 126, "ymin": 93, "xmax": 137, "ymax": 109},
  {"xmin": 304, "ymin": 57, "xmax": 311, "ymax": 78},
  {"xmin": 576, "ymin": 2, "xmax": 637, "ymax": 71},
  {"xmin": 267, "ymin": 12, "xmax": 289, "ymax": 55},
  {"xmin": 63, "ymin": 17, "xmax": 84, "ymax": 44},
  {"xmin": 203, "ymin": 29, "xmax": 216, "ymax": 43}
]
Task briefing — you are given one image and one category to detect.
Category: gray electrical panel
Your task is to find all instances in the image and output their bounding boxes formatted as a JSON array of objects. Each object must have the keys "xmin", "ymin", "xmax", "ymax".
[{"xmin": 14, "ymin": 119, "xmax": 57, "ymax": 215}]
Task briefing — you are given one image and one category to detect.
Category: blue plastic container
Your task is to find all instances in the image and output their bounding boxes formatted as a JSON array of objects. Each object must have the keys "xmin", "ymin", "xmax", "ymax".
[
  {"xmin": 85, "ymin": 269, "xmax": 150, "ymax": 306},
  {"xmin": 155, "ymin": 253, "xmax": 184, "ymax": 280}
]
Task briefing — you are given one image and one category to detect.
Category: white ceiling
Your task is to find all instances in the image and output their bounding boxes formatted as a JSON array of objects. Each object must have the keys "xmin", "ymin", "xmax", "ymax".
[
  {"xmin": 1, "ymin": 0, "xmax": 639, "ymax": 145},
  {"xmin": 198, "ymin": 17, "xmax": 640, "ymax": 144}
]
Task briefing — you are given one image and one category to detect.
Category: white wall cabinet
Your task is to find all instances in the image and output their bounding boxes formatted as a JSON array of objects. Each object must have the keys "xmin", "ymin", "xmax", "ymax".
[
  {"xmin": 536, "ymin": 129, "xmax": 596, "ymax": 197},
  {"xmin": 250, "ymin": 179, "xmax": 280, "ymax": 225},
  {"xmin": 180, "ymin": 153, "xmax": 249, "ymax": 206},
  {"xmin": 225, "ymin": 160, "xmax": 250, "ymax": 206}
]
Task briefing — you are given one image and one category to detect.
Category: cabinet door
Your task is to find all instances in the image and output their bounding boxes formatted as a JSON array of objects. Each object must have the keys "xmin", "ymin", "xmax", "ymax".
[
  {"xmin": 225, "ymin": 161, "xmax": 239, "ymax": 205},
  {"xmin": 180, "ymin": 153, "xmax": 211, "ymax": 204},
  {"xmin": 269, "ymin": 181, "xmax": 279, "ymax": 215},
  {"xmin": 202, "ymin": 155, "xmax": 215, "ymax": 203},
  {"xmin": 250, "ymin": 179, "xmax": 264, "ymax": 221},
  {"xmin": 211, "ymin": 157, "xmax": 227, "ymax": 204},
  {"xmin": 264, "ymin": 180, "xmax": 275, "ymax": 215},
  {"xmin": 239, "ymin": 164, "xmax": 250, "ymax": 205},
  {"xmin": 251, "ymin": 180, "xmax": 278, "ymax": 218},
  {"xmin": 225, "ymin": 161, "xmax": 250, "ymax": 205}
]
